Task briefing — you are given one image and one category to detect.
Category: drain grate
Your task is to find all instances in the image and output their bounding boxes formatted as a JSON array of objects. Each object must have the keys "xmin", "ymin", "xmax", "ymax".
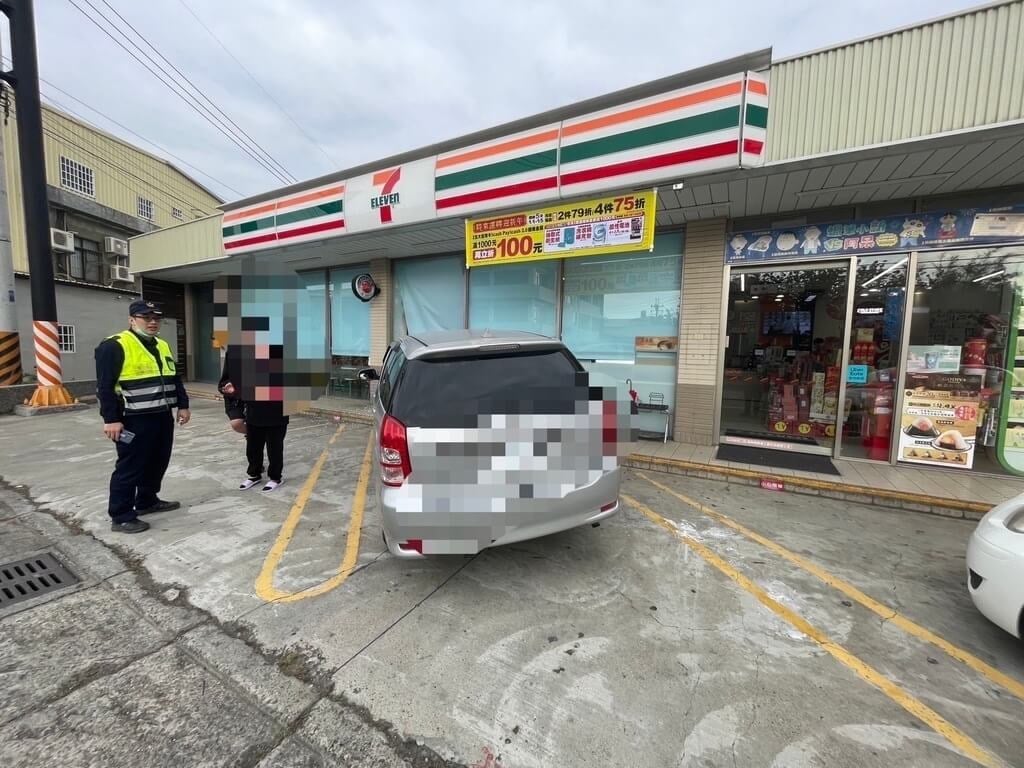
[{"xmin": 0, "ymin": 553, "xmax": 79, "ymax": 608}]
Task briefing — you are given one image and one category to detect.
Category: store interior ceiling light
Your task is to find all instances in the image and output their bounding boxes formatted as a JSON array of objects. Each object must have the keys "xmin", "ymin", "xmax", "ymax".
[
  {"xmin": 671, "ymin": 182, "xmax": 685, "ymax": 190},
  {"xmin": 973, "ymin": 269, "xmax": 1005, "ymax": 283},
  {"xmin": 862, "ymin": 257, "xmax": 909, "ymax": 287}
]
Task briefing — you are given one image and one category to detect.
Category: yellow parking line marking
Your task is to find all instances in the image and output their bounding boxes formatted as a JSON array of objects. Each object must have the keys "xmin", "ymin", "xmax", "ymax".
[
  {"xmin": 635, "ymin": 470, "xmax": 1024, "ymax": 703},
  {"xmin": 254, "ymin": 426, "xmax": 374, "ymax": 603},
  {"xmin": 623, "ymin": 494, "xmax": 1004, "ymax": 768}
]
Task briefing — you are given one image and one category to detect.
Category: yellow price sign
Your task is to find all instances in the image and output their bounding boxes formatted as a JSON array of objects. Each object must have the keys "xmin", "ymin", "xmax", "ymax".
[
  {"xmin": 466, "ymin": 190, "xmax": 657, "ymax": 268},
  {"xmin": 773, "ymin": 421, "xmax": 788, "ymax": 432},
  {"xmin": 798, "ymin": 423, "xmax": 812, "ymax": 435}
]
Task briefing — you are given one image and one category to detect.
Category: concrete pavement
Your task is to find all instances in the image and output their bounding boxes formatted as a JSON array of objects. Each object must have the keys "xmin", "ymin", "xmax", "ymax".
[{"xmin": 1, "ymin": 399, "xmax": 1023, "ymax": 767}]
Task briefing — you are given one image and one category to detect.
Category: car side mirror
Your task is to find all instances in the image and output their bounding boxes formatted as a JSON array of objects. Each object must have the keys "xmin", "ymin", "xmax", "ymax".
[{"xmin": 357, "ymin": 367, "xmax": 379, "ymax": 382}]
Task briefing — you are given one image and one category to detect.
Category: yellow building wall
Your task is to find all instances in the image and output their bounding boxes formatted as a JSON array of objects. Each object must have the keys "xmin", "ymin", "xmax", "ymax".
[
  {"xmin": 2, "ymin": 102, "xmax": 222, "ymax": 273},
  {"xmin": 129, "ymin": 214, "xmax": 224, "ymax": 274}
]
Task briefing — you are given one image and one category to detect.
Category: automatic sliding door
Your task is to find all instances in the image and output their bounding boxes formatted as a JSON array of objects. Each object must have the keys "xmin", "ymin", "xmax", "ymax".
[{"xmin": 721, "ymin": 262, "xmax": 849, "ymax": 453}]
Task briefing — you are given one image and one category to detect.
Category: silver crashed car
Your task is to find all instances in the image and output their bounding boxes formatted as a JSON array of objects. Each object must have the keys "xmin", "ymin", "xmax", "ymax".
[{"xmin": 358, "ymin": 330, "xmax": 627, "ymax": 558}]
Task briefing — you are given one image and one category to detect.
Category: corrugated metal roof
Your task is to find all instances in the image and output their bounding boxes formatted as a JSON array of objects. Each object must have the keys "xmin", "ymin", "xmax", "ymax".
[{"xmin": 766, "ymin": 0, "xmax": 1024, "ymax": 161}]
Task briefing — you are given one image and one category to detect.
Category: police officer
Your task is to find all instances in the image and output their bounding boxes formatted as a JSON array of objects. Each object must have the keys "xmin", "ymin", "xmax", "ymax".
[{"xmin": 95, "ymin": 299, "xmax": 191, "ymax": 533}]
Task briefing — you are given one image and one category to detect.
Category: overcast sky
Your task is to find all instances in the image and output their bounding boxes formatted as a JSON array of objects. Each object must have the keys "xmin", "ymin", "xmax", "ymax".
[{"xmin": 28, "ymin": 0, "xmax": 987, "ymax": 204}]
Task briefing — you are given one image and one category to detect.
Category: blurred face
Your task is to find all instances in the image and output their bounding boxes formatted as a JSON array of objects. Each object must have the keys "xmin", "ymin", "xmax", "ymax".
[{"xmin": 131, "ymin": 314, "xmax": 162, "ymax": 336}]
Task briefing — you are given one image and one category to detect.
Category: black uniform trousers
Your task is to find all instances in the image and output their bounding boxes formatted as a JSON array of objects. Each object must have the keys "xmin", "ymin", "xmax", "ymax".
[
  {"xmin": 246, "ymin": 423, "xmax": 288, "ymax": 482},
  {"xmin": 108, "ymin": 411, "xmax": 175, "ymax": 523}
]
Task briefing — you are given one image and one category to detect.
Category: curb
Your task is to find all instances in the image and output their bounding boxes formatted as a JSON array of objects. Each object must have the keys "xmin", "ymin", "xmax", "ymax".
[
  {"xmin": 623, "ymin": 453, "xmax": 992, "ymax": 521},
  {"xmin": 186, "ymin": 388, "xmax": 990, "ymax": 520}
]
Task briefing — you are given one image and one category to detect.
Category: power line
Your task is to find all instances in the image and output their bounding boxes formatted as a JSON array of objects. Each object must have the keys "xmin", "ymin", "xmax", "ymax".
[
  {"xmin": 95, "ymin": 0, "xmax": 297, "ymax": 183},
  {"xmin": 7, "ymin": 97, "xmax": 218, "ymax": 219},
  {"xmin": 1, "ymin": 54, "xmax": 242, "ymax": 199},
  {"xmin": 68, "ymin": 0, "xmax": 291, "ymax": 184},
  {"xmin": 175, "ymin": 0, "xmax": 338, "ymax": 171},
  {"xmin": 64, "ymin": 0, "xmax": 293, "ymax": 185},
  {"xmin": 40, "ymin": 112, "xmax": 216, "ymax": 217}
]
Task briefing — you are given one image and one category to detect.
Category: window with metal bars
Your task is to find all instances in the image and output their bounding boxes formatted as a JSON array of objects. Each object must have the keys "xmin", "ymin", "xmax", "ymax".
[{"xmin": 59, "ymin": 156, "xmax": 95, "ymax": 197}]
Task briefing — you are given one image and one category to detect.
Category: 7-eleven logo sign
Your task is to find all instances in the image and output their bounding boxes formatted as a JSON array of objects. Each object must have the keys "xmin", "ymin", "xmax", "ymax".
[{"xmin": 369, "ymin": 168, "xmax": 401, "ymax": 224}]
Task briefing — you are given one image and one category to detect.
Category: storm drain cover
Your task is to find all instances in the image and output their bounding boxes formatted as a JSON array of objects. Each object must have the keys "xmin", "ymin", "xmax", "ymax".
[{"xmin": 0, "ymin": 553, "xmax": 79, "ymax": 608}]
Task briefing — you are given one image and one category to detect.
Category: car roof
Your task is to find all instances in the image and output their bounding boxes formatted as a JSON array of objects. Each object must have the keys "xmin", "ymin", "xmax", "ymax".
[{"xmin": 399, "ymin": 329, "xmax": 565, "ymax": 360}]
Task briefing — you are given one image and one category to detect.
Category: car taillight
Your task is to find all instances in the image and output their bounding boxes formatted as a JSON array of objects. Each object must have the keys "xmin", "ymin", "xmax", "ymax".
[
  {"xmin": 381, "ymin": 414, "xmax": 412, "ymax": 486},
  {"xmin": 602, "ymin": 399, "xmax": 618, "ymax": 456},
  {"xmin": 398, "ymin": 539, "xmax": 423, "ymax": 554}
]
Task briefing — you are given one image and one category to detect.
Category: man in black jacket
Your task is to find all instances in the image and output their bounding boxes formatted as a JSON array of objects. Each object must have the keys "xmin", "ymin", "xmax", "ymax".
[
  {"xmin": 218, "ymin": 344, "xmax": 289, "ymax": 492},
  {"xmin": 95, "ymin": 299, "xmax": 190, "ymax": 534}
]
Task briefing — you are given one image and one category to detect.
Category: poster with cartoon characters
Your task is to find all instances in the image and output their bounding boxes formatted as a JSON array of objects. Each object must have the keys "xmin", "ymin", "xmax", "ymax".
[{"xmin": 725, "ymin": 204, "xmax": 1024, "ymax": 264}]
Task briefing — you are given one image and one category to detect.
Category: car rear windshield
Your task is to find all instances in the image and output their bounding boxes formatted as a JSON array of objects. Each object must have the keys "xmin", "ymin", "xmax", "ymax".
[{"xmin": 390, "ymin": 348, "xmax": 591, "ymax": 428}]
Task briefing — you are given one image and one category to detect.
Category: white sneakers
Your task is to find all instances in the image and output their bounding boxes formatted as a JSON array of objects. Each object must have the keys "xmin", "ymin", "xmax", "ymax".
[{"xmin": 239, "ymin": 477, "xmax": 283, "ymax": 492}]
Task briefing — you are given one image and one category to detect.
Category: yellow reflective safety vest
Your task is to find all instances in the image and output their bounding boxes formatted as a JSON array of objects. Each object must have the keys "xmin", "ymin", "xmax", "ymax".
[{"xmin": 108, "ymin": 330, "xmax": 178, "ymax": 415}]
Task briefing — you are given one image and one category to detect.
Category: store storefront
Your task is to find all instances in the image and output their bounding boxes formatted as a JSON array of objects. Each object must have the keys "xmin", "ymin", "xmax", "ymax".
[
  {"xmin": 386, "ymin": 199, "xmax": 685, "ymax": 439},
  {"xmin": 721, "ymin": 204, "xmax": 1024, "ymax": 477}
]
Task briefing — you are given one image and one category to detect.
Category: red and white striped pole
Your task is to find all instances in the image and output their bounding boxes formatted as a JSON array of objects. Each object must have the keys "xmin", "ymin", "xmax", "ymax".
[
  {"xmin": 4, "ymin": 1, "xmax": 75, "ymax": 408},
  {"xmin": 32, "ymin": 320, "xmax": 62, "ymax": 386}
]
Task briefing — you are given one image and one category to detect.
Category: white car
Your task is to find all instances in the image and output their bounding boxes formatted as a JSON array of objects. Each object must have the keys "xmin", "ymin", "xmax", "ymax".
[{"xmin": 967, "ymin": 493, "xmax": 1024, "ymax": 639}]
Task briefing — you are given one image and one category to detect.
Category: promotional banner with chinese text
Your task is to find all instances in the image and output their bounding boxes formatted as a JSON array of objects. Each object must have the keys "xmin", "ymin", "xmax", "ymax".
[{"xmin": 465, "ymin": 190, "xmax": 656, "ymax": 268}]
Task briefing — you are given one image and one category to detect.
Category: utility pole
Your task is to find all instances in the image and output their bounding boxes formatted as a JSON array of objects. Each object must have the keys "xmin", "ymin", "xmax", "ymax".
[
  {"xmin": 0, "ymin": 0, "xmax": 75, "ymax": 406},
  {"xmin": 0, "ymin": 35, "xmax": 23, "ymax": 386}
]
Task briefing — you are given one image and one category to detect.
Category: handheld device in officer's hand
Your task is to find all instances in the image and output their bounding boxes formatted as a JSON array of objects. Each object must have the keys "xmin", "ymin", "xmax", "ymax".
[{"xmin": 117, "ymin": 429, "xmax": 135, "ymax": 444}]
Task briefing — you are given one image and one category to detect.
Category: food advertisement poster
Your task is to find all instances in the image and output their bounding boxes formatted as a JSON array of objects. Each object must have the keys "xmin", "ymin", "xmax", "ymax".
[
  {"xmin": 635, "ymin": 336, "xmax": 677, "ymax": 353},
  {"xmin": 466, "ymin": 190, "xmax": 656, "ymax": 268},
  {"xmin": 899, "ymin": 373, "xmax": 982, "ymax": 469},
  {"xmin": 724, "ymin": 203, "xmax": 1024, "ymax": 264}
]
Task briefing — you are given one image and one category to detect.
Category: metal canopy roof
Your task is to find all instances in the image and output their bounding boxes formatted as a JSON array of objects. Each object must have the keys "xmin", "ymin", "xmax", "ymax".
[{"xmin": 141, "ymin": 119, "xmax": 1024, "ymax": 284}]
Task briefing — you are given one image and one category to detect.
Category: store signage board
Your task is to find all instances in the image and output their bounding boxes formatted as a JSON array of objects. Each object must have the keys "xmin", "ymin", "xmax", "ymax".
[
  {"xmin": 724, "ymin": 204, "xmax": 1024, "ymax": 264},
  {"xmin": 345, "ymin": 157, "xmax": 437, "ymax": 234},
  {"xmin": 898, "ymin": 372, "xmax": 982, "ymax": 470},
  {"xmin": 464, "ymin": 190, "xmax": 657, "ymax": 268},
  {"xmin": 223, "ymin": 70, "xmax": 767, "ymax": 255}
]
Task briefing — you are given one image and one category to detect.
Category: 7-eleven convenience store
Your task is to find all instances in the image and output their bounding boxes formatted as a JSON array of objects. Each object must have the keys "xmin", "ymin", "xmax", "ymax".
[{"xmin": 130, "ymin": 2, "xmax": 1024, "ymax": 485}]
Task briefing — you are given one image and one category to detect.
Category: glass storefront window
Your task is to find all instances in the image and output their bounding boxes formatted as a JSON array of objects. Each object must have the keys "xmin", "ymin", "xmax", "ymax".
[
  {"xmin": 468, "ymin": 261, "xmax": 558, "ymax": 336},
  {"xmin": 904, "ymin": 247, "xmax": 1024, "ymax": 476},
  {"xmin": 840, "ymin": 255, "xmax": 909, "ymax": 460},
  {"xmin": 329, "ymin": 266, "xmax": 370, "ymax": 357},
  {"xmin": 393, "ymin": 255, "xmax": 465, "ymax": 337},
  {"xmin": 721, "ymin": 262, "xmax": 849, "ymax": 453},
  {"xmin": 561, "ymin": 235, "xmax": 682, "ymax": 439},
  {"xmin": 297, "ymin": 271, "xmax": 328, "ymax": 360}
]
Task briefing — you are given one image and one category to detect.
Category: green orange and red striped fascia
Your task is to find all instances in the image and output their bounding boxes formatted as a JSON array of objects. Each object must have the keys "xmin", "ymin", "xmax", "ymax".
[
  {"xmin": 433, "ymin": 76, "xmax": 763, "ymax": 206},
  {"xmin": 222, "ymin": 184, "xmax": 345, "ymax": 251}
]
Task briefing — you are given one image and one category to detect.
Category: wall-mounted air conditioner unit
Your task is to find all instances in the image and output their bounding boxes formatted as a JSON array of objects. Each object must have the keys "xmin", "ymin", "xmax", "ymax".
[
  {"xmin": 50, "ymin": 228, "xmax": 75, "ymax": 253},
  {"xmin": 109, "ymin": 264, "xmax": 133, "ymax": 283},
  {"xmin": 104, "ymin": 236, "xmax": 129, "ymax": 256}
]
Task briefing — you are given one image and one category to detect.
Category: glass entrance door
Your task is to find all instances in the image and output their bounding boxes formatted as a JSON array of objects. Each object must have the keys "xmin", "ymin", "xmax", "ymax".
[
  {"xmin": 839, "ymin": 255, "xmax": 910, "ymax": 460},
  {"xmin": 721, "ymin": 262, "xmax": 850, "ymax": 453}
]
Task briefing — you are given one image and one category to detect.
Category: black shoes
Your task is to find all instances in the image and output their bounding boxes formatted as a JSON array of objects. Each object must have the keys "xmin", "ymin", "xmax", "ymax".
[
  {"xmin": 111, "ymin": 519, "xmax": 150, "ymax": 534},
  {"xmin": 136, "ymin": 499, "xmax": 181, "ymax": 516}
]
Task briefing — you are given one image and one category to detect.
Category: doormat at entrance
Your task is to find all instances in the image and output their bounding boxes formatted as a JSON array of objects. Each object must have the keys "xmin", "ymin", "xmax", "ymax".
[{"xmin": 715, "ymin": 443, "xmax": 841, "ymax": 476}]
